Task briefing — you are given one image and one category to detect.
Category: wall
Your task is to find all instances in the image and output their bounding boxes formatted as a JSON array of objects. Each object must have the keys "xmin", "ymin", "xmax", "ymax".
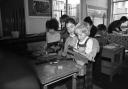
[{"xmin": 24, "ymin": 0, "xmax": 51, "ymax": 34}]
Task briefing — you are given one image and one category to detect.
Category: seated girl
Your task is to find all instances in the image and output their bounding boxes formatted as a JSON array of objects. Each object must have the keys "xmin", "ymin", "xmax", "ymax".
[{"xmin": 45, "ymin": 18, "xmax": 61, "ymax": 54}]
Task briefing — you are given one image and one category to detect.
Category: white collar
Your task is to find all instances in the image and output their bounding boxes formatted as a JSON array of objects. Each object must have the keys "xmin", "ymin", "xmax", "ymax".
[
  {"xmin": 79, "ymin": 36, "xmax": 89, "ymax": 44},
  {"xmin": 95, "ymin": 34, "xmax": 101, "ymax": 37},
  {"xmin": 70, "ymin": 34, "xmax": 75, "ymax": 37}
]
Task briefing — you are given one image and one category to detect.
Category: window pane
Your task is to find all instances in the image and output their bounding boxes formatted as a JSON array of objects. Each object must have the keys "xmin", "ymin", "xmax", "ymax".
[
  {"xmin": 113, "ymin": 1, "xmax": 128, "ymax": 20},
  {"xmin": 67, "ymin": 0, "xmax": 80, "ymax": 22},
  {"xmin": 52, "ymin": 0, "xmax": 80, "ymax": 23},
  {"xmin": 113, "ymin": 2, "xmax": 127, "ymax": 15},
  {"xmin": 113, "ymin": 0, "xmax": 127, "ymax": 2},
  {"xmin": 52, "ymin": 0, "xmax": 67, "ymax": 22},
  {"xmin": 113, "ymin": 14, "xmax": 128, "ymax": 20}
]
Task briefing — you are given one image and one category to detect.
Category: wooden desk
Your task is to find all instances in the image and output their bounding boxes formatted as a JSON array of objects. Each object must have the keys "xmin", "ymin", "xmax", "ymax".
[
  {"xmin": 101, "ymin": 43, "xmax": 125, "ymax": 81},
  {"xmin": 106, "ymin": 34, "xmax": 128, "ymax": 50},
  {"xmin": 35, "ymin": 60, "xmax": 78, "ymax": 89}
]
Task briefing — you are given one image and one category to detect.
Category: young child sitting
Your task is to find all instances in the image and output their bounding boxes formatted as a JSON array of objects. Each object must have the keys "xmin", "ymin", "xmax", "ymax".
[{"xmin": 45, "ymin": 18, "xmax": 61, "ymax": 54}]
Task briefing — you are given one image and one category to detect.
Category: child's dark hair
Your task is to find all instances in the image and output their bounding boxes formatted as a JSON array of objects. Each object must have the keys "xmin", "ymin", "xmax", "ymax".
[
  {"xmin": 84, "ymin": 16, "xmax": 93, "ymax": 25},
  {"xmin": 97, "ymin": 24, "xmax": 106, "ymax": 31},
  {"xmin": 60, "ymin": 14, "xmax": 69, "ymax": 23},
  {"xmin": 46, "ymin": 18, "xmax": 59, "ymax": 31},
  {"xmin": 65, "ymin": 17, "xmax": 77, "ymax": 25},
  {"xmin": 120, "ymin": 16, "xmax": 127, "ymax": 22}
]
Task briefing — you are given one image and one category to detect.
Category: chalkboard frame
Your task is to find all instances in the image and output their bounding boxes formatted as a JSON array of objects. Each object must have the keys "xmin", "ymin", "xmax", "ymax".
[{"xmin": 28, "ymin": 0, "xmax": 52, "ymax": 17}]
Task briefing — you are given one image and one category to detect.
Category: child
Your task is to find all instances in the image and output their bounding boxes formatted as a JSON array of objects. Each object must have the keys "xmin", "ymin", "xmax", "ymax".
[
  {"xmin": 71, "ymin": 22, "xmax": 99, "ymax": 77},
  {"xmin": 60, "ymin": 14, "xmax": 70, "ymax": 44},
  {"xmin": 62, "ymin": 17, "xmax": 78, "ymax": 57},
  {"xmin": 74, "ymin": 22, "xmax": 99, "ymax": 89},
  {"xmin": 45, "ymin": 18, "xmax": 61, "ymax": 54},
  {"xmin": 74, "ymin": 22, "xmax": 100, "ymax": 64}
]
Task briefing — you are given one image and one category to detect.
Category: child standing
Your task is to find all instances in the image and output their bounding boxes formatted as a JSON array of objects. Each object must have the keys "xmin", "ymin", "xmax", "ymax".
[
  {"xmin": 62, "ymin": 17, "xmax": 78, "ymax": 57},
  {"xmin": 74, "ymin": 22, "xmax": 99, "ymax": 89}
]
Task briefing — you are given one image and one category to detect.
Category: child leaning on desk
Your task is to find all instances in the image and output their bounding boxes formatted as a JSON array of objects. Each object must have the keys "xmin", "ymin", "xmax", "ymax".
[
  {"xmin": 61, "ymin": 21, "xmax": 100, "ymax": 89},
  {"xmin": 71, "ymin": 22, "xmax": 100, "ymax": 76},
  {"xmin": 74, "ymin": 22, "xmax": 100, "ymax": 63}
]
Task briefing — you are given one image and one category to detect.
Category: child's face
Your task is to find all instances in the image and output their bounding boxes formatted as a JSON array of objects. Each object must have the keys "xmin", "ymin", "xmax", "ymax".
[
  {"xmin": 61, "ymin": 21, "xmax": 65, "ymax": 28},
  {"xmin": 48, "ymin": 29, "xmax": 55, "ymax": 33},
  {"xmin": 77, "ymin": 31, "xmax": 87, "ymax": 41},
  {"xmin": 85, "ymin": 22, "xmax": 91, "ymax": 31},
  {"xmin": 66, "ymin": 22, "xmax": 75, "ymax": 34}
]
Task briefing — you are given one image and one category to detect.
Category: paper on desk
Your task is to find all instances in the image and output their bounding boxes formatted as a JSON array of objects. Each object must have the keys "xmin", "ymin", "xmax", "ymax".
[{"xmin": 103, "ymin": 45, "xmax": 116, "ymax": 49}]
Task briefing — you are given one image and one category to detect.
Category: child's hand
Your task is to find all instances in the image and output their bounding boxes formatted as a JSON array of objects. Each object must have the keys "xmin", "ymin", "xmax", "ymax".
[
  {"xmin": 73, "ymin": 48, "xmax": 78, "ymax": 52},
  {"xmin": 86, "ymin": 54, "xmax": 95, "ymax": 62},
  {"xmin": 77, "ymin": 47, "xmax": 85, "ymax": 53},
  {"xmin": 75, "ymin": 60, "xmax": 85, "ymax": 66},
  {"xmin": 61, "ymin": 52, "xmax": 66, "ymax": 56}
]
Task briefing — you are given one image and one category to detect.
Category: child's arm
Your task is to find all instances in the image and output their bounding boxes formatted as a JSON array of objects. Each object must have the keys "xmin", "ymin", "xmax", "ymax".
[
  {"xmin": 73, "ymin": 39, "xmax": 95, "ymax": 62},
  {"xmin": 61, "ymin": 37, "xmax": 70, "ymax": 56}
]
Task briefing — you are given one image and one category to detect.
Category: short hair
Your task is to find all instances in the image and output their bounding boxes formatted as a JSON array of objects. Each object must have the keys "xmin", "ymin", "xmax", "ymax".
[
  {"xmin": 84, "ymin": 16, "xmax": 93, "ymax": 25},
  {"xmin": 46, "ymin": 18, "xmax": 59, "ymax": 31},
  {"xmin": 60, "ymin": 14, "xmax": 69, "ymax": 23},
  {"xmin": 75, "ymin": 22, "xmax": 90, "ymax": 36},
  {"xmin": 120, "ymin": 16, "xmax": 127, "ymax": 22},
  {"xmin": 65, "ymin": 17, "xmax": 77, "ymax": 25},
  {"xmin": 97, "ymin": 24, "xmax": 106, "ymax": 31}
]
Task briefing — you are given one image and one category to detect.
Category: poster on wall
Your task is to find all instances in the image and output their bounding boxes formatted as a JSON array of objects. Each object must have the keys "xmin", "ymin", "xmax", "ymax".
[{"xmin": 28, "ymin": 0, "xmax": 52, "ymax": 16}]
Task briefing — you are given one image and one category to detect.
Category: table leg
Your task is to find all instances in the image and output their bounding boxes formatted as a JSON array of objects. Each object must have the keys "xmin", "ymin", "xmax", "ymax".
[
  {"xmin": 72, "ymin": 73, "xmax": 77, "ymax": 89},
  {"xmin": 43, "ymin": 85, "xmax": 48, "ymax": 89}
]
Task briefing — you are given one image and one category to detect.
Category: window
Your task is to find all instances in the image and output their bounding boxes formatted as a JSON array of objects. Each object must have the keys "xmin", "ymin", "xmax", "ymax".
[
  {"xmin": 52, "ymin": 0, "xmax": 80, "ymax": 23},
  {"xmin": 112, "ymin": 0, "xmax": 128, "ymax": 27},
  {"xmin": 87, "ymin": 6, "xmax": 107, "ymax": 26}
]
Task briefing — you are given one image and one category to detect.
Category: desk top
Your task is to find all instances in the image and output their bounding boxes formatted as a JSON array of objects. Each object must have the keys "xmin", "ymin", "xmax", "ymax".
[
  {"xmin": 103, "ymin": 43, "xmax": 124, "ymax": 51},
  {"xmin": 35, "ymin": 60, "xmax": 78, "ymax": 84},
  {"xmin": 102, "ymin": 43, "xmax": 125, "ymax": 57}
]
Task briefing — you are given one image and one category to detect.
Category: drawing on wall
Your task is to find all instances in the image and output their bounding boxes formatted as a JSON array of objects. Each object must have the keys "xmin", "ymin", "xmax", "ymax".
[{"xmin": 28, "ymin": 0, "xmax": 52, "ymax": 16}]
